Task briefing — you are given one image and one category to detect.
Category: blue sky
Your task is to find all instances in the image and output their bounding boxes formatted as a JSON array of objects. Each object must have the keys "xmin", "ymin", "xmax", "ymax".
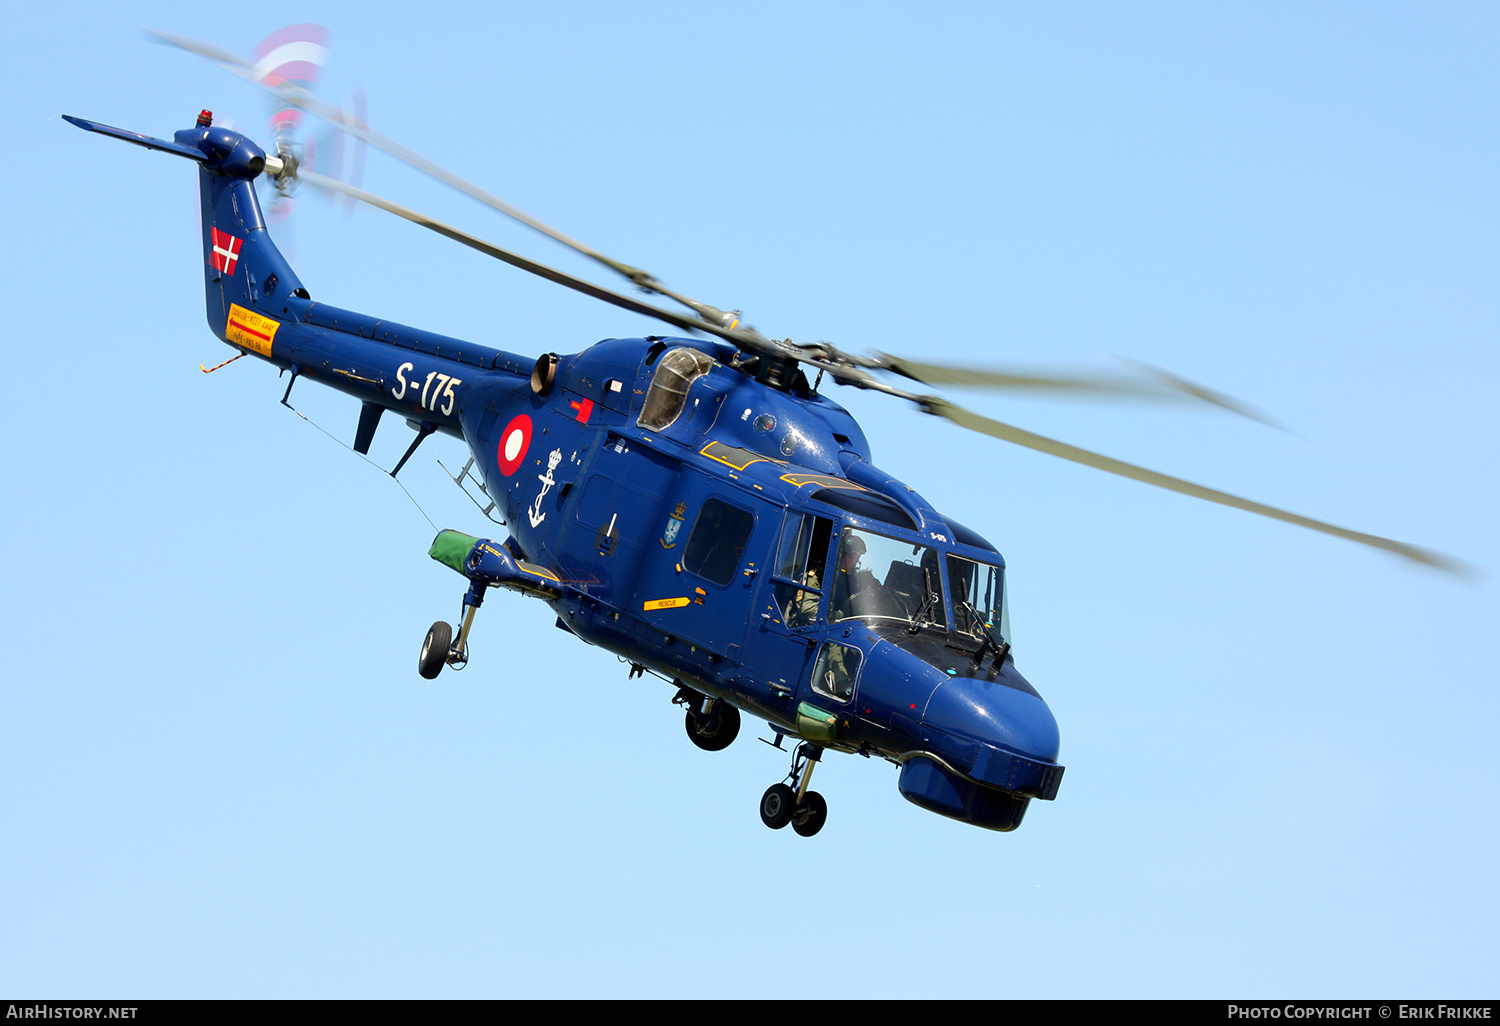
[{"xmin": 3, "ymin": 1, "xmax": 1497, "ymax": 998}]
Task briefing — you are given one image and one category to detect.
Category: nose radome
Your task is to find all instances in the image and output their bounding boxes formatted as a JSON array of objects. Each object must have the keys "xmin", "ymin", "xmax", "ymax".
[{"xmin": 921, "ymin": 668, "xmax": 1060, "ymax": 762}]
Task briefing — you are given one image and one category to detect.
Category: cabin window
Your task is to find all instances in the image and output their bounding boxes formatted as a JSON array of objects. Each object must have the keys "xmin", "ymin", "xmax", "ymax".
[
  {"xmin": 771, "ymin": 513, "xmax": 834, "ymax": 626},
  {"xmin": 638, "ymin": 347, "xmax": 715, "ymax": 430},
  {"xmin": 811, "ymin": 642, "xmax": 862, "ymax": 703},
  {"xmin": 683, "ymin": 497, "xmax": 754, "ymax": 586}
]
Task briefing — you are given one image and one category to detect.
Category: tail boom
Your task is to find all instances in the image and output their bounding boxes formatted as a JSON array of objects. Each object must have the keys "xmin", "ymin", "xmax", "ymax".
[{"xmin": 69, "ymin": 113, "xmax": 536, "ymax": 448}]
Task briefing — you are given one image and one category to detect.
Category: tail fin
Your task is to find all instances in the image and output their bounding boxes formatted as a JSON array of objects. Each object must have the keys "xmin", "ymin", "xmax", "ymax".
[
  {"xmin": 183, "ymin": 125, "xmax": 307, "ymax": 349},
  {"xmin": 64, "ymin": 114, "xmax": 306, "ymax": 354}
]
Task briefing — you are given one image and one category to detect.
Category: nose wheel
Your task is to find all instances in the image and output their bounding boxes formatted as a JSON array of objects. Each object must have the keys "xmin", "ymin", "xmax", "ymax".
[{"xmin": 761, "ymin": 742, "xmax": 828, "ymax": 837}]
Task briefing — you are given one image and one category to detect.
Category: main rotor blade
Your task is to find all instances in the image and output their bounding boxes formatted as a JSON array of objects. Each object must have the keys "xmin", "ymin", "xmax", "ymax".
[
  {"xmin": 923, "ymin": 397, "xmax": 1465, "ymax": 574},
  {"xmin": 1110, "ymin": 356, "xmax": 1286, "ymax": 430},
  {"xmin": 151, "ymin": 30, "xmax": 659, "ymax": 288},
  {"xmin": 882, "ymin": 353, "xmax": 1280, "ymax": 427},
  {"xmin": 297, "ymin": 170, "xmax": 761, "ymax": 349}
]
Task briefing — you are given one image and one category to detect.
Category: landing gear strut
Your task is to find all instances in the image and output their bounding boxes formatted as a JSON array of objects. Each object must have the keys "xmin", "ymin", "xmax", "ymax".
[
  {"xmin": 417, "ymin": 581, "xmax": 485, "ymax": 680},
  {"xmin": 674, "ymin": 685, "xmax": 741, "ymax": 751},
  {"xmin": 761, "ymin": 742, "xmax": 828, "ymax": 837}
]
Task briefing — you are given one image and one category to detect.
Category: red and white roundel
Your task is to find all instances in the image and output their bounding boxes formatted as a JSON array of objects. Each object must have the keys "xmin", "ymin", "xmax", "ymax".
[{"xmin": 496, "ymin": 414, "xmax": 533, "ymax": 476}]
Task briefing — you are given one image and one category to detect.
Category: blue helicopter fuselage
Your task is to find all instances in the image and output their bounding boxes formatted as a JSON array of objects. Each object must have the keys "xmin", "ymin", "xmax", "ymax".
[{"xmin": 78, "ymin": 115, "xmax": 1066, "ymax": 831}]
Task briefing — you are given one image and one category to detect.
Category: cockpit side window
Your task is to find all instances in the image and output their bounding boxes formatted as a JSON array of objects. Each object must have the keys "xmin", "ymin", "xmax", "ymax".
[
  {"xmin": 638, "ymin": 347, "xmax": 716, "ymax": 430},
  {"xmin": 772, "ymin": 512, "xmax": 833, "ymax": 627}
]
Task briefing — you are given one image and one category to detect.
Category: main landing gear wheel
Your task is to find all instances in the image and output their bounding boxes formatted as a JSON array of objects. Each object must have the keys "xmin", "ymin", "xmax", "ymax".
[
  {"xmin": 792, "ymin": 791, "xmax": 828, "ymax": 837},
  {"xmin": 418, "ymin": 621, "xmax": 451, "ymax": 680},
  {"xmin": 761, "ymin": 741, "xmax": 829, "ymax": 837},
  {"xmin": 760, "ymin": 783, "xmax": 795, "ymax": 829},
  {"xmin": 684, "ymin": 702, "xmax": 741, "ymax": 752},
  {"xmin": 674, "ymin": 685, "xmax": 740, "ymax": 752}
]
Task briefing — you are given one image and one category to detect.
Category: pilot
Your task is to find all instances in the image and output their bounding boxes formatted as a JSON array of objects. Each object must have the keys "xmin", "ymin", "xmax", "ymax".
[{"xmin": 830, "ymin": 533, "xmax": 880, "ymax": 620}]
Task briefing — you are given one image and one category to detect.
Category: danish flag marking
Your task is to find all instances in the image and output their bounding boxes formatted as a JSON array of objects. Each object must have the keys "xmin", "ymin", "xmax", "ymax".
[{"xmin": 210, "ymin": 227, "xmax": 243, "ymax": 276}]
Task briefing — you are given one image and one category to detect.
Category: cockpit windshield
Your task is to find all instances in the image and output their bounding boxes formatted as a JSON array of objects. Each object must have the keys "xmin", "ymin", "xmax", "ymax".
[
  {"xmin": 830, "ymin": 527, "xmax": 946, "ymax": 631},
  {"xmin": 947, "ymin": 554, "xmax": 1008, "ymax": 646}
]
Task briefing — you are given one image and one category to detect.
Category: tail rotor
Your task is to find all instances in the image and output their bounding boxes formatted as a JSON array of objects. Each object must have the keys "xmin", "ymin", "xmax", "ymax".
[{"xmin": 241, "ymin": 24, "xmax": 366, "ymax": 222}]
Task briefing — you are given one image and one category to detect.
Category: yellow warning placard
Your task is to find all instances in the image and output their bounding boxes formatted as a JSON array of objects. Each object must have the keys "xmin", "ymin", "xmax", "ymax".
[
  {"xmin": 226, "ymin": 303, "xmax": 281, "ymax": 358},
  {"xmin": 644, "ymin": 597, "xmax": 691, "ymax": 611}
]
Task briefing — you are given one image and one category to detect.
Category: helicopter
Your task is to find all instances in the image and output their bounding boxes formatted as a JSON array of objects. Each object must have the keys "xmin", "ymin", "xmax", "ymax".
[{"xmin": 62, "ymin": 32, "xmax": 1462, "ymax": 839}]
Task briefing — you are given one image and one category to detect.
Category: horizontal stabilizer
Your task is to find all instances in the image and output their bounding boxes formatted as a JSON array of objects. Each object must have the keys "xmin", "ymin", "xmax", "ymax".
[{"xmin": 62, "ymin": 115, "xmax": 207, "ymax": 162}]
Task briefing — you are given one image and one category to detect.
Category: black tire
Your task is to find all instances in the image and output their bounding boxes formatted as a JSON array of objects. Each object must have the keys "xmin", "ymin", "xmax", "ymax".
[
  {"xmin": 418, "ymin": 621, "xmax": 452, "ymax": 680},
  {"xmin": 792, "ymin": 790, "xmax": 828, "ymax": 837},
  {"xmin": 760, "ymin": 783, "xmax": 795, "ymax": 829},
  {"xmin": 684, "ymin": 702, "xmax": 740, "ymax": 752}
]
